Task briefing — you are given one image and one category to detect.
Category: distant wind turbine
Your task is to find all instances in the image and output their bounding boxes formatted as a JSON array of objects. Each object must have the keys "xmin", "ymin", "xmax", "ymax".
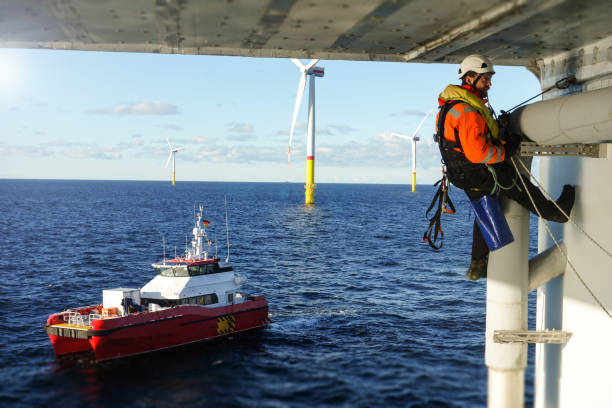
[
  {"xmin": 165, "ymin": 137, "xmax": 184, "ymax": 186},
  {"xmin": 287, "ymin": 58, "xmax": 324, "ymax": 205},
  {"xmin": 391, "ymin": 107, "xmax": 434, "ymax": 192}
]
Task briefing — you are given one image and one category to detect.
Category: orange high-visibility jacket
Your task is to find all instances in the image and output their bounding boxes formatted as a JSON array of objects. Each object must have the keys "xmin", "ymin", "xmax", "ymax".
[{"xmin": 436, "ymin": 86, "xmax": 505, "ymax": 164}]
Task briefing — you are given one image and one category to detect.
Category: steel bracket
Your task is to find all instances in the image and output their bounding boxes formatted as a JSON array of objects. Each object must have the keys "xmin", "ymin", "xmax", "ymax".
[
  {"xmin": 520, "ymin": 142, "xmax": 607, "ymax": 158},
  {"xmin": 494, "ymin": 329, "xmax": 572, "ymax": 344}
]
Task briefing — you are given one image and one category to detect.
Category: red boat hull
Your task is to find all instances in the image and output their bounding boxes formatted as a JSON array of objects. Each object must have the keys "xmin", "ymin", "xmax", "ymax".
[{"xmin": 46, "ymin": 296, "xmax": 268, "ymax": 361}]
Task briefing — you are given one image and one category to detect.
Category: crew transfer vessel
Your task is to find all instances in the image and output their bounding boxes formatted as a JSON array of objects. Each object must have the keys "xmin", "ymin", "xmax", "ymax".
[{"xmin": 44, "ymin": 206, "xmax": 269, "ymax": 361}]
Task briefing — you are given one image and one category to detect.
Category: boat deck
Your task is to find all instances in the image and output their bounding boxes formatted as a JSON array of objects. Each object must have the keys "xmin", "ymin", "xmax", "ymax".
[{"xmin": 45, "ymin": 323, "xmax": 90, "ymax": 339}]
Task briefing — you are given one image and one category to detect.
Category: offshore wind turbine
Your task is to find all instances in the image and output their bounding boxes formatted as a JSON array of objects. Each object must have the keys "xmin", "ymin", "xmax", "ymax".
[
  {"xmin": 287, "ymin": 58, "xmax": 324, "ymax": 205},
  {"xmin": 391, "ymin": 107, "xmax": 434, "ymax": 192},
  {"xmin": 165, "ymin": 137, "xmax": 184, "ymax": 186}
]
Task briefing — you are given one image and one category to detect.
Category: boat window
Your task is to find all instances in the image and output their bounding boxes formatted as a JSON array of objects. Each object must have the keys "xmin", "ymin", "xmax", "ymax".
[
  {"xmin": 156, "ymin": 267, "xmax": 175, "ymax": 277},
  {"xmin": 173, "ymin": 267, "xmax": 189, "ymax": 277},
  {"xmin": 187, "ymin": 265, "xmax": 201, "ymax": 276},
  {"xmin": 227, "ymin": 293, "xmax": 233, "ymax": 303},
  {"xmin": 203, "ymin": 293, "xmax": 218, "ymax": 305},
  {"xmin": 185, "ymin": 263, "xmax": 228, "ymax": 276},
  {"xmin": 156, "ymin": 267, "xmax": 189, "ymax": 277},
  {"xmin": 142, "ymin": 295, "xmax": 219, "ymax": 307},
  {"xmin": 142, "ymin": 298, "xmax": 178, "ymax": 307}
]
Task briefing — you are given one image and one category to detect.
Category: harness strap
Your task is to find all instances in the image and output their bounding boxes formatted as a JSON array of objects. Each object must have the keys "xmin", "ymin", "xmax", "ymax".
[
  {"xmin": 423, "ymin": 172, "xmax": 455, "ymax": 250},
  {"xmin": 435, "ymin": 100, "xmax": 464, "ymax": 154}
]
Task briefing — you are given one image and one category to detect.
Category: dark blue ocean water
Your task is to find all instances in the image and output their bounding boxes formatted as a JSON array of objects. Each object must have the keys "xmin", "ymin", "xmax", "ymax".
[{"xmin": 0, "ymin": 180, "xmax": 538, "ymax": 408}]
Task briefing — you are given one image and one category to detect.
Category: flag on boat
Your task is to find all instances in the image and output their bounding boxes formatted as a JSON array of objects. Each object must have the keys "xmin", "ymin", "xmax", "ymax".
[{"xmin": 202, "ymin": 220, "xmax": 211, "ymax": 226}]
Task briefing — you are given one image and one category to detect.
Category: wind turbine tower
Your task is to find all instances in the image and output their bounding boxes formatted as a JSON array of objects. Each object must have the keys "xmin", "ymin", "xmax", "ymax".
[
  {"xmin": 165, "ymin": 138, "xmax": 184, "ymax": 186},
  {"xmin": 288, "ymin": 58, "xmax": 324, "ymax": 205},
  {"xmin": 391, "ymin": 107, "xmax": 434, "ymax": 192}
]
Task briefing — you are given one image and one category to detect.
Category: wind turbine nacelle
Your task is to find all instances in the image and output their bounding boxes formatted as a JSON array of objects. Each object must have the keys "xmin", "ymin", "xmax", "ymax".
[
  {"xmin": 309, "ymin": 66, "xmax": 325, "ymax": 77},
  {"xmin": 413, "ymin": 136, "xmax": 420, "ymax": 141}
]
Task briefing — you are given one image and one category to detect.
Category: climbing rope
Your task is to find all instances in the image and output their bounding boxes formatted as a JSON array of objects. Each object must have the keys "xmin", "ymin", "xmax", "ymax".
[
  {"xmin": 510, "ymin": 156, "xmax": 612, "ymax": 319},
  {"xmin": 514, "ymin": 158, "xmax": 612, "ymax": 260}
]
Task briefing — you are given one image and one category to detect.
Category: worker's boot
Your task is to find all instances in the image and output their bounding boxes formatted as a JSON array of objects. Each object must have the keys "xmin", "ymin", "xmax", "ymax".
[
  {"xmin": 466, "ymin": 259, "xmax": 487, "ymax": 281},
  {"xmin": 548, "ymin": 185, "xmax": 575, "ymax": 223}
]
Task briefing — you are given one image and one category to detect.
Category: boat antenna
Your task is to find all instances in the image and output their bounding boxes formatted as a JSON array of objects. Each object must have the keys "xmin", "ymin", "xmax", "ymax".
[
  {"xmin": 174, "ymin": 246, "xmax": 177, "ymax": 258},
  {"xmin": 185, "ymin": 235, "xmax": 188, "ymax": 257},
  {"xmin": 162, "ymin": 236, "xmax": 166, "ymax": 263},
  {"xmin": 225, "ymin": 195, "xmax": 230, "ymax": 263},
  {"xmin": 214, "ymin": 230, "xmax": 218, "ymax": 257}
]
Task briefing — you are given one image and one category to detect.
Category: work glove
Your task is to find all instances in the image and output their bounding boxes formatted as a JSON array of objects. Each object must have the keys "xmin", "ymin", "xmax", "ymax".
[
  {"xmin": 503, "ymin": 131, "xmax": 522, "ymax": 158},
  {"xmin": 498, "ymin": 110, "xmax": 511, "ymax": 128}
]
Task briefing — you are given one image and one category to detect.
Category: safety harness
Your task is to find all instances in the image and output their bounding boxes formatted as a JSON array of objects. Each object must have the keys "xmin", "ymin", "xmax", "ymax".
[
  {"xmin": 422, "ymin": 101, "xmax": 462, "ymax": 250},
  {"xmin": 423, "ymin": 169, "xmax": 456, "ymax": 250}
]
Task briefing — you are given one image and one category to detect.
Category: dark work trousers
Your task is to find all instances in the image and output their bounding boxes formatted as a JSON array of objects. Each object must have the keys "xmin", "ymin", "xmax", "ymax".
[{"xmin": 463, "ymin": 161, "xmax": 564, "ymax": 261}]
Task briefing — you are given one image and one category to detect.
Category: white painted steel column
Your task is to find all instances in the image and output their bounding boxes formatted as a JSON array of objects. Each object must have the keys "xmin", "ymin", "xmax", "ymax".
[
  {"xmin": 411, "ymin": 138, "xmax": 417, "ymax": 192},
  {"xmin": 485, "ymin": 188, "xmax": 530, "ymax": 407},
  {"xmin": 307, "ymin": 74, "xmax": 315, "ymax": 165}
]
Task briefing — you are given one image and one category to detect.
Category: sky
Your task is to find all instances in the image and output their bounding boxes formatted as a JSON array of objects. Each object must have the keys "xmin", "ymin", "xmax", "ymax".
[{"xmin": 0, "ymin": 48, "xmax": 541, "ymax": 184}]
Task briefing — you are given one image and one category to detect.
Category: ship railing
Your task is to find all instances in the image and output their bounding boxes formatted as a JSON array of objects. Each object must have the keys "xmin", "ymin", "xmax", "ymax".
[
  {"xmin": 61, "ymin": 311, "xmax": 78, "ymax": 322},
  {"xmin": 89, "ymin": 313, "xmax": 102, "ymax": 324},
  {"xmin": 66, "ymin": 312, "xmax": 89, "ymax": 327}
]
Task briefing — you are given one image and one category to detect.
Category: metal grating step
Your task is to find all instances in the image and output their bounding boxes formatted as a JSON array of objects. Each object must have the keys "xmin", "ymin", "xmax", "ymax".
[{"xmin": 494, "ymin": 329, "xmax": 572, "ymax": 344}]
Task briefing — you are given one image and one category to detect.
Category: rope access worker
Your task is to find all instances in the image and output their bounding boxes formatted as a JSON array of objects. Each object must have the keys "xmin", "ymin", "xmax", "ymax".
[{"xmin": 435, "ymin": 54, "xmax": 576, "ymax": 280}]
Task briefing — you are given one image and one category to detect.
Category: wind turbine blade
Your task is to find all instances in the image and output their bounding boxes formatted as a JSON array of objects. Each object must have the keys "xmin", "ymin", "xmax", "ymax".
[
  {"xmin": 175, "ymin": 147, "xmax": 184, "ymax": 152},
  {"xmin": 288, "ymin": 71, "xmax": 307, "ymax": 164},
  {"xmin": 165, "ymin": 151, "xmax": 173, "ymax": 168},
  {"xmin": 305, "ymin": 59, "xmax": 320, "ymax": 70},
  {"xmin": 411, "ymin": 107, "xmax": 435, "ymax": 139},
  {"xmin": 166, "ymin": 137, "xmax": 173, "ymax": 149},
  {"xmin": 291, "ymin": 58, "xmax": 305, "ymax": 70}
]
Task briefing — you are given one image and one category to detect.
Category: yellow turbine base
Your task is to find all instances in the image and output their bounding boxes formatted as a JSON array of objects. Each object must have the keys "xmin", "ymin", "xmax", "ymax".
[
  {"xmin": 412, "ymin": 172, "xmax": 416, "ymax": 192},
  {"xmin": 172, "ymin": 173, "xmax": 176, "ymax": 186},
  {"xmin": 305, "ymin": 183, "xmax": 316, "ymax": 205},
  {"xmin": 306, "ymin": 157, "xmax": 315, "ymax": 204}
]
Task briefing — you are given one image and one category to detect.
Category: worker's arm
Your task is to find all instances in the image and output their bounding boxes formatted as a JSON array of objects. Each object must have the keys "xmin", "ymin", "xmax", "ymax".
[{"xmin": 459, "ymin": 108, "xmax": 505, "ymax": 164}]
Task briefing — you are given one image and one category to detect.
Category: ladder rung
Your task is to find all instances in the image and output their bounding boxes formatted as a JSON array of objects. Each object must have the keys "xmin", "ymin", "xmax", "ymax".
[{"xmin": 493, "ymin": 329, "xmax": 572, "ymax": 344}]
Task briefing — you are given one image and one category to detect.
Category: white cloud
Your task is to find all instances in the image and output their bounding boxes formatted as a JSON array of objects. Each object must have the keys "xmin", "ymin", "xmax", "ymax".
[
  {"xmin": 227, "ymin": 121, "xmax": 254, "ymax": 134},
  {"xmin": 226, "ymin": 121, "xmax": 255, "ymax": 141},
  {"xmin": 227, "ymin": 133, "xmax": 254, "ymax": 142},
  {"xmin": 91, "ymin": 101, "xmax": 179, "ymax": 115},
  {"xmin": 63, "ymin": 146, "xmax": 122, "ymax": 160},
  {"xmin": 118, "ymin": 135, "xmax": 144, "ymax": 148},
  {"xmin": 161, "ymin": 124, "xmax": 183, "ymax": 131},
  {"xmin": 389, "ymin": 109, "xmax": 430, "ymax": 117},
  {"xmin": 0, "ymin": 144, "xmax": 54, "ymax": 158},
  {"xmin": 190, "ymin": 136, "xmax": 217, "ymax": 144},
  {"xmin": 329, "ymin": 124, "xmax": 357, "ymax": 134}
]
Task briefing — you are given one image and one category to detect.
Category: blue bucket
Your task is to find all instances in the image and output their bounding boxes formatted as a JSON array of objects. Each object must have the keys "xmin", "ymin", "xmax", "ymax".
[{"xmin": 470, "ymin": 195, "xmax": 514, "ymax": 251}]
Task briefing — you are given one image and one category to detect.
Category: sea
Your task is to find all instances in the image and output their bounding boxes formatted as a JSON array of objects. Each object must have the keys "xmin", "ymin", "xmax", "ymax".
[{"xmin": 0, "ymin": 179, "xmax": 539, "ymax": 408}]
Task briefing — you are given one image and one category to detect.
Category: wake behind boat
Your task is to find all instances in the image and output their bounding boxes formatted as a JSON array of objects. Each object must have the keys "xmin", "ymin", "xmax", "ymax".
[{"xmin": 44, "ymin": 206, "xmax": 269, "ymax": 362}]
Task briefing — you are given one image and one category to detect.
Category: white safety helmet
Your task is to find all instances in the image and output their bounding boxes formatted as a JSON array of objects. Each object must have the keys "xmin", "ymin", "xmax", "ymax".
[{"xmin": 458, "ymin": 54, "xmax": 495, "ymax": 79}]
